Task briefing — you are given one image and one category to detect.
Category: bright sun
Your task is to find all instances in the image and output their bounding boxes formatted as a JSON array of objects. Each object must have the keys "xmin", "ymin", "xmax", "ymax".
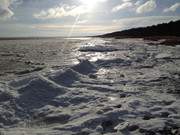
[
  {"xmin": 80, "ymin": 0, "xmax": 97, "ymax": 8},
  {"xmin": 80, "ymin": 0, "xmax": 105, "ymax": 9}
]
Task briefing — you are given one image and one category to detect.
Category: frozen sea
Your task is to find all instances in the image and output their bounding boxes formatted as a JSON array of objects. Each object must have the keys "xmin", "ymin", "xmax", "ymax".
[{"xmin": 0, "ymin": 37, "xmax": 180, "ymax": 135}]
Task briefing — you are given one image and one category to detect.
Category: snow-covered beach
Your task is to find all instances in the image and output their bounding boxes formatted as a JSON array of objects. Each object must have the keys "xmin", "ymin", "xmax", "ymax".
[{"xmin": 0, "ymin": 38, "xmax": 180, "ymax": 135}]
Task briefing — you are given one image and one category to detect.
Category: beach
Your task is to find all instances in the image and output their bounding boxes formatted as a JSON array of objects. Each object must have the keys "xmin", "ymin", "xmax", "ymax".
[{"xmin": 0, "ymin": 37, "xmax": 180, "ymax": 135}]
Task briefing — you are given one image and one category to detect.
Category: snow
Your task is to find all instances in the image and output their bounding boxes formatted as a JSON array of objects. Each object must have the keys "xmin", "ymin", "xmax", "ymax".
[
  {"xmin": 0, "ymin": 38, "xmax": 180, "ymax": 135},
  {"xmin": 79, "ymin": 45, "xmax": 119, "ymax": 52}
]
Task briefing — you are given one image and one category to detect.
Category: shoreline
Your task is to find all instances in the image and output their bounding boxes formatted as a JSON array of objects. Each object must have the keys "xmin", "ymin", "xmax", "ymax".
[{"xmin": 99, "ymin": 36, "xmax": 180, "ymax": 46}]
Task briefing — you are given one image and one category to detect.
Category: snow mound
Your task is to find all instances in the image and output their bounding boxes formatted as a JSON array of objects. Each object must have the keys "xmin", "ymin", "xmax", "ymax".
[
  {"xmin": 16, "ymin": 76, "xmax": 66, "ymax": 111},
  {"xmin": 8, "ymin": 76, "xmax": 38, "ymax": 88},
  {"xmin": 79, "ymin": 45, "xmax": 119, "ymax": 52},
  {"xmin": 72, "ymin": 59, "xmax": 97, "ymax": 75},
  {"xmin": 49, "ymin": 68, "xmax": 83, "ymax": 86},
  {"xmin": 0, "ymin": 91, "xmax": 12, "ymax": 102},
  {"xmin": 0, "ymin": 90, "xmax": 21, "ymax": 126}
]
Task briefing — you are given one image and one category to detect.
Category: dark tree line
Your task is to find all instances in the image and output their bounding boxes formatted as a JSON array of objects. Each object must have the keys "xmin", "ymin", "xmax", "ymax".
[{"xmin": 100, "ymin": 20, "xmax": 180, "ymax": 38}]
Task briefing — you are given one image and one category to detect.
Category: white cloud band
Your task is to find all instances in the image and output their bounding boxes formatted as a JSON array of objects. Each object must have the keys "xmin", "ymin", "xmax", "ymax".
[
  {"xmin": 136, "ymin": 0, "xmax": 156, "ymax": 14},
  {"xmin": 164, "ymin": 3, "xmax": 180, "ymax": 13},
  {"xmin": 34, "ymin": 5, "xmax": 90, "ymax": 19}
]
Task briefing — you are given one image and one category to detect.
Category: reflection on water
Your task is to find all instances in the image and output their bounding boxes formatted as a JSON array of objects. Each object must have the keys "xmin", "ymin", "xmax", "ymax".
[
  {"xmin": 108, "ymin": 96, "xmax": 118, "ymax": 101},
  {"xmin": 88, "ymin": 53, "xmax": 106, "ymax": 62},
  {"xmin": 97, "ymin": 68, "xmax": 107, "ymax": 75},
  {"xmin": 73, "ymin": 39, "xmax": 110, "ymax": 63}
]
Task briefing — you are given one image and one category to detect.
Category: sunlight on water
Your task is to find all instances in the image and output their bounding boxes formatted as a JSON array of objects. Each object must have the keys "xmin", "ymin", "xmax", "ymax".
[
  {"xmin": 97, "ymin": 68, "xmax": 107, "ymax": 75},
  {"xmin": 73, "ymin": 59, "xmax": 80, "ymax": 65},
  {"xmin": 89, "ymin": 53, "xmax": 106, "ymax": 62},
  {"xmin": 108, "ymin": 96, "xmax": 118, "ymax": 101}
]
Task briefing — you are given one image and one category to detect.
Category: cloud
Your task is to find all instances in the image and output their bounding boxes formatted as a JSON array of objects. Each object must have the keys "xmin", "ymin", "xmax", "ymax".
[
  {"xmin": 0, "ymin": 0, "xmax": 21, "ymax": 19},
  {"xmin": 77, "ymin": 20, "xmax": 88, "ymax": 24},
  {"xmin": 33, "ymin": 23, "xmax": 119, "ymax": 35},
  {"xmin": 112, "ymin": 2, "xmax": 133, "ymax": 12},
  {"xmin": 34, "ymin": 5, "xmax": 90, "ymax": 19},
  {"xmin": 136, "ymin": 0, "xmax": 156, "ymax": 14},
  {"xmin": 163, "ymin": 3, "xmax": 180, "ymax": 13},
  {"xmin": 0, "ymin": 0, "xmax": 13, "ymax": 19},
  {"xmin": 135, "ymin": 0, "xmax": 144, "ymax": 6},
  {"xmin": 0, "ymin": 7, "xmax": 14, "ymax": 19},
  {"xmin": 34, "ymin": 16, "xmax": 180, "ymax": 36},
  {"xmin": 122, "ymin": 0, "xmax": 132, "ymax": 2},
  {"xmin": 112, "ymin": 16, "xmax": 180, "ymax": 30}
]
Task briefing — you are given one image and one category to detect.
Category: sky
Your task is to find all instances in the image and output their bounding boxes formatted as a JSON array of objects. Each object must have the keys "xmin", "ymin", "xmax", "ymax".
[{"xmin": 0, "ymin": 0, "xmax": 180, "ymax": 37}]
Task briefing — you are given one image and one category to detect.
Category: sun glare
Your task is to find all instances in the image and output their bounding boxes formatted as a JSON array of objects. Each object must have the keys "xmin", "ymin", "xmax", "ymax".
[
  {"xmin": 80, "ymin": 0, "xmax": 106, "ymax": 10},
  {"xmin": 80, "ymin": 0, "xmax": 97, "ymax": 8}
]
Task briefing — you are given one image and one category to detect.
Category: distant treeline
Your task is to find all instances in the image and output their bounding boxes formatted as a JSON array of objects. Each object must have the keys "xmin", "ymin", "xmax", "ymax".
[{"xmin": 100, "ymin": 20, "xmax": 180, "ymax": 38}]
